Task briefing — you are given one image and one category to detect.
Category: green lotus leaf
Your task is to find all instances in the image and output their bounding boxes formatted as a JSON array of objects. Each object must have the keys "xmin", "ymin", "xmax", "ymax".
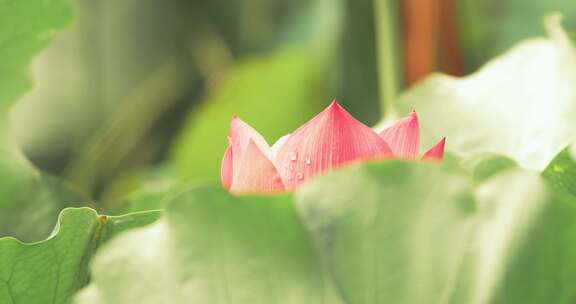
[
  {"xmin": 76, "ymin": 160, "xmax": 576, "ymax": 303},
  {"xmin": 0, "ymin": 208, "xmax": 160, "ymax": 304}
]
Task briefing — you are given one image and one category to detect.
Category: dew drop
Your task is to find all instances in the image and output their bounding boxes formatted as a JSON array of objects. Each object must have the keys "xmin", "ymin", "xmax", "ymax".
[
  {"xmin": 305, "ymin": 156, "xmax": 311, "ymax": 165},
  {"xmin": 296, "ymin": 172, "xmax": 304, "ymax": 180},
  {"xmin": 290, "ymin": 151, "xmax": 298, "ymax": 161},
  {"xmin": 289, "ymin": 164, "xmax": 294, "ymax": 171}
]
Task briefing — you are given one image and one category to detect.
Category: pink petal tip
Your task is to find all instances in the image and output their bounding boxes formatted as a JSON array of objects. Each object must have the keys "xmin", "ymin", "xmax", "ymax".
[
  {"xmin": 379, "ymin": 111, "xmax": 420, "ymax": 159},
  {"xmin": 422, "ymin": 137, "xmax": 445, "ymax": 162}
]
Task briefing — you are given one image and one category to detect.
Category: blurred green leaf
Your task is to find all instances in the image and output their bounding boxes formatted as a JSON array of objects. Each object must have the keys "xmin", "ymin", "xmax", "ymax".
[
  {"xmin": 458, "ymin": 0, "xmax": 576, "ymax": 69},
  {"xmin": 76, "ymin": 158, "xmax": 576, "ymax": 303},
  {"xmin": 297, "ymin": 161, "xmax": 476, "ymax": 303},
  {"xmin": 65, "ymin": 64, "xmax": 189, "ymax": 195},
  {"xmin": 170, "ymin": 52, "xmax": 327, "ymax": 181},
  {"xmin": 459, "ymin": 154, "xmax": 518, "ymax": 183},
  {"xmin": 297, "ymin": 161, "xmax": 576, "ymax": 303},
  {"xmin": 75, "ymin": 185, "xmax": 340, "ymax": 304},
  {"xmin": 543, "ymin": 143, "xmax": 576, "ymax": 197},
  {"xmin": 106, "ymin": 182, "xmax": 184, "ymax": 215},
  {"xmin": 0, "ymin": 0, "xmax": 84, "ymax": 242},
  {"xmin": 0, "ymin": 149, "xmax": 86, "ymax": 242},
  {"xmin": 0, "ymin": 208, "xmax": 160, "ymax": 304},
  {"xmin": 486, "ymin": 175, "xmax": 576, "ymax": 304},
  {"xmin": 0, "ymin": 0, "xmax": 73, "ymax": 118},
  {"xmin": 394, "ymin": 14, "xmax": 576, "ymax": 171}
]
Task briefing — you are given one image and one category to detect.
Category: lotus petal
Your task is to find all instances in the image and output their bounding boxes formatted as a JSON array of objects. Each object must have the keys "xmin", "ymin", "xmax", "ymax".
[
  {"xmin": 275, "ymin": 101, "xmax": 393, "ymax": 189},
  {"xmin": 380, "ymin": 111, "xmax": 420, "ymax": 159},
  {"xmin": 221, "ymin": 145, "xmax": 233, "ymax": 189},
  {"xmin": 230, "ymin": 139, "xmax": 285, "ymax": 193},
  {"xmin": 422, "ymin": 137, "xmax": 446, "ymax": 161}
]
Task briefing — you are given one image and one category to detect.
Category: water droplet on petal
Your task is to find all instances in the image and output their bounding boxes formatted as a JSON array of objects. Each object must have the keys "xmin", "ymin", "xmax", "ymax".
[
  {"xmin": 305, "ymin": 156, "xmax": 311, "ymax": 165},
  {"xmin": 297, "ymin": 172, "xmax": 304, "ymax": 180},
  {"xmin": 289, "ymin": 164, "xmax": 294, "ymax": 171},
  {"xmin": 290, "ymin": 151, "xmax": 298, "ymax": 161}
]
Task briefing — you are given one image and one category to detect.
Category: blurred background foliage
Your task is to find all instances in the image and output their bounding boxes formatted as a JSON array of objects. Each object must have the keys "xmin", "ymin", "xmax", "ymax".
[{"xmin": 7, "ymin": 0, "xmax": 576, "ymax": 210}]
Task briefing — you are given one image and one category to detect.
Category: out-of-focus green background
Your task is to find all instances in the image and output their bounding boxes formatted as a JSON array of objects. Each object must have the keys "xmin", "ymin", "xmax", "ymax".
[{"xmin": 10, "ymin": 0, "xmax": 576, "ymax": 205}]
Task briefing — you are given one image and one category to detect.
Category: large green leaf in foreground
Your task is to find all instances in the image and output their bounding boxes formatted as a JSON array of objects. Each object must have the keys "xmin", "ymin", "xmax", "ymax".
[
  {"xmin": 395, "ymin": 14, "xmax": 576, "ymax": 171},
  {"xmin": 0, "ymin": 208, "xmax": 160, "ymax": 304},
  {"xmin": 76, "ymin": 160, "xmax": 576, "ymax": 303},
  {"xmin": 297, "ymin": 162, "xmax": 576, "ymax": 303},
  {"xmin": 296, "ymin": 162, "xmax": 476, "ymax": 303},
  {"xmin": 75, "ymin": 186, "xmax": 340, "ymax": 304}
]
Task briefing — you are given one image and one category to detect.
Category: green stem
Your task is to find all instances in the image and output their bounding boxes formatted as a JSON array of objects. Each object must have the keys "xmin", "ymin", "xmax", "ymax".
[{"xmin": 374, "ymin": 0, "xmax": 401, "ymax": 119}]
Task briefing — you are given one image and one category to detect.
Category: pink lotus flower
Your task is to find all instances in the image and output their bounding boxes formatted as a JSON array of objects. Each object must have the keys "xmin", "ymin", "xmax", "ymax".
[{"xmin": 221, "ymin": 100, "xmax": 445, "ymax": 194}]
